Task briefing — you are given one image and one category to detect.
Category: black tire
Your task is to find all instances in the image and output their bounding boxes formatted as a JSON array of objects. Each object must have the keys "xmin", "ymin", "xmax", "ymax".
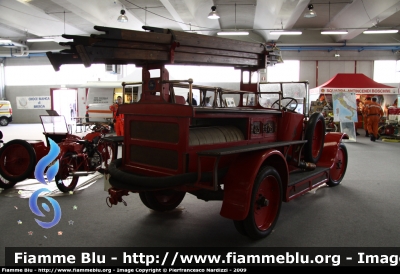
[
  {"xmin": 55, "ymin": 152, "xmax": 79, "ymax": 192},
  {"xmin": 138, "ymin": 192, "xmax": 151, "ymax": 208},
  {"xmin": 378, "ymin": 125, "xmax": 385, "ymax": 136},
  {"xmin": 0, "ymin": 174, "xmax": 18, "ymax": 189},
  {"xmin": 327, "ymin": 143, "xmax": 348, "ymax": 187},
  {"xmin": 233, "ymin": 220, "xmax": 248, "ymax": 236},
  {"xmin": 0, "ymin": 139, "xmax": 36, "ymax": 182},
  {"xmin": 304, "ymin": 112, "xmax": 325, "ymax": 163},
  {"xmin": 0, "ymin": 117, "xmax": 9, "ymax": 126},
  {"xmin": 242, "ymin": 166, "xmax": 282, "ymax": 240},
  {"xmin": 139, "ymin": 190, "xmax": 186, "ymax": 212}
]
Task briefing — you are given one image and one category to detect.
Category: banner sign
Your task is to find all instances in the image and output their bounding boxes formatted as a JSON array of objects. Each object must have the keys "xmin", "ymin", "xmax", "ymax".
[
  {"xmin": 16, "ymin": 96, "xmax": 51, "ymax": 109},
  {"xmin": 320, "ymin": 88, "xmax": 398, "ymax": 94},
  {"xmin": 6, "ymin": 247, "xmax": 400, "ymax": 267}
]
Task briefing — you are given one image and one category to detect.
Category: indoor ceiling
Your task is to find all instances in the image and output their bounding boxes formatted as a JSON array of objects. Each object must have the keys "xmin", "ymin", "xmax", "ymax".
[{"xmin": 0, "ymin": 0, "xmax": 400, "ymax": 57}]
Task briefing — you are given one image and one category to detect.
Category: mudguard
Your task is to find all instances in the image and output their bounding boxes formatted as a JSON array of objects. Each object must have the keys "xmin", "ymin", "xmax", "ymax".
[
  {"xmin": 220, "ymin": 149, "xmax": 288, "ymax": 221},
  {"xmin": 318, "ymin": 132, "xmax": 349, "ymax": 168}
]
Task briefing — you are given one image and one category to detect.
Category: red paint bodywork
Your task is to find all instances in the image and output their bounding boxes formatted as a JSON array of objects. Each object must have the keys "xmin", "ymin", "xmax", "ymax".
[{"xmin": 109, "ymin": 64, "xmax": 348, "ymax": 224}]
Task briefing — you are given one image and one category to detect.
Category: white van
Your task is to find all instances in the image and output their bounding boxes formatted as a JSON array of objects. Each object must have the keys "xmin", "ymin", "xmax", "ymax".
[
  {"xmin": 85, "ymin": 85, "xmax": 142, "ymax": 122},
  {"xmin": 86, "ymin": 88, "xmax": 114, "ymax": 122},
  {"xmin": 0, "ymin": 100, "xmax": 12, "ymax": 126}
]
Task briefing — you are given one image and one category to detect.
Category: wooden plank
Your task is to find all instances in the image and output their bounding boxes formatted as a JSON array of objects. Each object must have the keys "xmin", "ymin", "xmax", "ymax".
[
  {"xmin": 93, "ymin": 40, "xmax": 169, "ymax": 51},
  {"xmin": 91, "ymin": 26, "xmax": 266, "ymax": 55},
  {"xmin": 76, "ymin": 45, "xmax": 92, "ymax": 67},
  {"xmin": 87, "ymin": 47, "xmax": 170, "ymax": 62},
  {"xmin": 172, "ymin": 31, "xmax": 266, "ymax": 54},
  {"xmin": 46, "ymin": 52, "xmax": 83, "ymax": 71},
  {"xmin": 47, "ymin": 25, "xmax": 274, "ymax": 69},
  {"xmin": 176, "ymin": 46, "xmax": 259, "ymax": 59},
  {"xmin": 92, "ymin": 26, "xmax": 171, "ymax": 44},
  {"xmin": 174, "ymin": 52, "xmax": 260, "ymax": 67},
  {"xmin": 82, "ymin": 47, "xmax": 261, "ymax": 68},
  {"xmin": 90, "ymin": 41, "xmax": 259, "ymax": 60}
]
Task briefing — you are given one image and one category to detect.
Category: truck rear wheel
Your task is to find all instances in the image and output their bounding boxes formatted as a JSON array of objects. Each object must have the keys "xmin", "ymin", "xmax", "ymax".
[
  {"xmin": 0, "ymin": 174, "xmax": 17, "ymax": 189},
  {"xmin": 0, "ymin": 139, "xmax": 36, "ymax": 182},
  {"xmin": 55, "ymin": 152, "xmax": 79, "ymax": 192},
  {"xmin": 139, "ymin": 190, "xmax": 186, "ymax": 212},
  {"xmin": 238, "ymin": 166, "xmax": 282, "ymax": 239},
  {"xmin": 327, "ymin": 143, "xmax": 348, "ymax": 187}
]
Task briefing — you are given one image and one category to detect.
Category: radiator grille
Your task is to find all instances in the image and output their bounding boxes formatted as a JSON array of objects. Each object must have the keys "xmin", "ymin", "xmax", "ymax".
[
  {"xmin": 130, "ymin": 145, "xmax": 178, "ymax": 170},
  {"xmin": 130, "ymin": 121, "xmax": 179, "ymax": 143}
]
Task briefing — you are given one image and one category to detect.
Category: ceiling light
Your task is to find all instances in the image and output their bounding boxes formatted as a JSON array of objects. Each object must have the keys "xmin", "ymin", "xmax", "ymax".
[
  {"xmin": 0, "ymin": 39, "xmax": 13, "ymax": 44},
  {"xmin": 270, "ymin": 31, "xmax": 302, "ymax": 35},
  {"xmin": 27, "ymin": 38, "xmax": 55, "ymax": 42},
  {"xmin": 304, "ymin": 4, "xmax": 317, "ymax": 18},
  {"xmin": 335, "ymin": 53, "xmax": 340, "ymax": 57},
  {"xmin": 363, "ymin": 30, "xmax": 399, "ymax": 34},
  {"xmin": 117, "ymin": 9, "xmax": 128, "ymax": 23},
  {"xmin": 321, "ymin": 30, "xmax": 348, "ymax": 35},
  {"xmin": 217, "ymin": 31, "xmax": 249, "ymax": 36},
  {"xmin": 208, "ymin": 6, "xmax": 220, "ymax": 19}
]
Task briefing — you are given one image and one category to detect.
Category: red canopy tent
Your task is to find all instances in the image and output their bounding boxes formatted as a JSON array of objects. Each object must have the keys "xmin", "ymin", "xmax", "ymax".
[
  {"xmin": 310, "ymin": 73, "xmax": 398, "ymax": 96},
  {"xmin": 310, "ymin": 73, "xmax": 399, "ymax": 131}
]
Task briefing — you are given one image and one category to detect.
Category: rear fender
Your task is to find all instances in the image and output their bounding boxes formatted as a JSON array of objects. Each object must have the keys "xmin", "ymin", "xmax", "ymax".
[
  {"xmin": 318, "ymin": 132, "xmax": 349, "ymax": 168},
  {"xmin": 220, "ymin": 149, "xmax": 288, "ymax": 220}
]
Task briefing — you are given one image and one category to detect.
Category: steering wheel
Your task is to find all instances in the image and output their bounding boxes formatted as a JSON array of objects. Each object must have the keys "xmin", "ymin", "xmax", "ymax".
[{"xmin": 271, "ymin": 97, "xmax": 298, "ymax": 112}]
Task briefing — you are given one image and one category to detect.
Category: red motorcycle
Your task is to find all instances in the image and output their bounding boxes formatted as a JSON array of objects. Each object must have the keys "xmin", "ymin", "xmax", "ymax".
[
  {"xmin": 55, "ymin": 123, "xmax": 115, "ymax": 192},
  {"xmin": 0, "ymin": 115, "xmax": 114, "ymax": 192}
]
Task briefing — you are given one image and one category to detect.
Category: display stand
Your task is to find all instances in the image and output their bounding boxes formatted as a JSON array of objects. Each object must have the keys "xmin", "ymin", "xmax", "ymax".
[{"xmin": 340, "ymin": 122, "xmax": 356, "ymax": 142}]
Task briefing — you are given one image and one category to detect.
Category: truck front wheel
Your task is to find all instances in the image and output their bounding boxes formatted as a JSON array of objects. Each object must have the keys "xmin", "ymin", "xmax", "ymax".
[
  {"xmin": 139, "ymin": 190, "xmax": 186, "ymax": 212},
  {"xmin": 237, "ymin": 166, "xmax": 282, "ymax": 240},
  {"xmin": 327, "ymin": 143, "xmax": 348, "ymax": 187}
]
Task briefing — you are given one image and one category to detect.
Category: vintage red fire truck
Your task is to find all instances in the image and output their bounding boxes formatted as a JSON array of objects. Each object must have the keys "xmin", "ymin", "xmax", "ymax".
[{"xmin": 47, "ymin": 26, "xmax": 348, "ymax": 239}]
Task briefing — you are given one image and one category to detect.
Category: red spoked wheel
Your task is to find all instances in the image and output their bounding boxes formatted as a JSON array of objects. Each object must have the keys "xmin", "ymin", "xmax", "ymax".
[
  {"xmin": 97, "ymin": 141, "xmax": 115, "ymax": 173},
  {"xmin": 304, "ymin": 112, "xmax": 326, "ymax": 163},
  {"xmin": 327, "ymin": 143, "xmax": 348, "ymax": 187},
  {"xmin": 0, "ymin": 139, "xmax": 36, "ymax": 182},
  {"xmin": 235, "ymin": 166, "xmax": 282, "ymax": 239},
  {"xmin": 55, "ymin": 152, "xmax": 79, "ymax": 193},
  {"xmin": 139, "ymin": 190, "xmax": 186, "ymax": 212}
]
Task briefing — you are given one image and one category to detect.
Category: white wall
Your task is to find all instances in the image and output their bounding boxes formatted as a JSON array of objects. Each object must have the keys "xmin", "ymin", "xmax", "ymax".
[
  {"xmin": 3, "ymin": 51, "xmax": 399, "ymax": 123},
  {"xmin": 299, "ymin": 60, "xmax": 377, "ymax": 89},
  {"xmin": 6, "ymin": 85, "xmax": 55, "ymax": 123}
]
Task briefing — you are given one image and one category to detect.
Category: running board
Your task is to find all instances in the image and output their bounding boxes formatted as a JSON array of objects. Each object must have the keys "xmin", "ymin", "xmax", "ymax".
[{"xmin": 286, "ymin": 167, "xmax": 330, "ymax": 201}]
